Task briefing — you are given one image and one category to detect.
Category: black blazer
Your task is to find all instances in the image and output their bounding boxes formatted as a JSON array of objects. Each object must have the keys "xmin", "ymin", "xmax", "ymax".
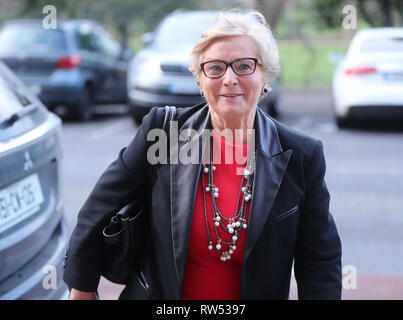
[{"xmin": 63, "ymin": 103, "xmax": 342, "ymax": 299}]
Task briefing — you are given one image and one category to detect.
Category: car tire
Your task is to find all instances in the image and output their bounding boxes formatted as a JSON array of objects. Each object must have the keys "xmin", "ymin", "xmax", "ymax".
[{"xmin": 74, "ymin": 86, "xmax": 93, "ymax": 122}]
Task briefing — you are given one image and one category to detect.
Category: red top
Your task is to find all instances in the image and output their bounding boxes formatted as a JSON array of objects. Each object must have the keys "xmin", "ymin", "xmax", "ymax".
[{"xmin": 181, "ymin": 129, "xmax": 251, "ymax": 300}]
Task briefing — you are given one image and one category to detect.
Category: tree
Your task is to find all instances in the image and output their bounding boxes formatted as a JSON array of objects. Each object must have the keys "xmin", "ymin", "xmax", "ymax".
[
  {"xmin": 312, "ymin": 0, "xmax": 403, "ymax": 28},
  {"xmin": 312, "ymin": 0, "xmax": 344, "ymax": 28},
  {"xmin": 357, "ymin": 0, "xmax": 403, "ymax": 26},
  {"xmin": 255, "ymin": 0, "xmax": 288, "ymax": 30}
]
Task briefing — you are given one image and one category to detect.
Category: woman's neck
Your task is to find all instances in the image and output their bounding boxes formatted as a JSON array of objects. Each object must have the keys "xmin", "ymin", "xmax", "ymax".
[{"xmin": 210, "ymin": 111, "xmax": 256, "ymax": 145}]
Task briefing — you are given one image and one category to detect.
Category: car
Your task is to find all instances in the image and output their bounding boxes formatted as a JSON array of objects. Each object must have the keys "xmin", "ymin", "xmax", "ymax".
[
  {"xmin": 127, "ymin": 10, "xmax": 280, "ymax": 124},
  {"xmin": 332, "ymin": 27, "xmax": 403, "ymax": 128},
  {"xmin": 0, "ymin": 19, "xmax": 132, "ymax": 121},
  {"xmin": 0, "ymin": 61, "xmax": 68, "ymax": 299}
]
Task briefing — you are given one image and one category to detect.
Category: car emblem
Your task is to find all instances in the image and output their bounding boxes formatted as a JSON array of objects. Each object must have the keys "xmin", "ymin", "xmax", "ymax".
[{"xmin": 24, "ymin": 150, "xmax": 34, "ymax": 171}]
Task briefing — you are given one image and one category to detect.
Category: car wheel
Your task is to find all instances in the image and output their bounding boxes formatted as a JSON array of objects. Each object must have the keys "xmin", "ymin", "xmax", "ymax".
[{"xmin": 74, "ymin": 86, "xmax": 93, "ymax": 122}]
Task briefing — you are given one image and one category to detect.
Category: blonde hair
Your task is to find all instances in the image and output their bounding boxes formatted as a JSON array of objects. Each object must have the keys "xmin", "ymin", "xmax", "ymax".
[{"xmin": 189, "ymin": 10, "xmax": 280, "ymax": 85}]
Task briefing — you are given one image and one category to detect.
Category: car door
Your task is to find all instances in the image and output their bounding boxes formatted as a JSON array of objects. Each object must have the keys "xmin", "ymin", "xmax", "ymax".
[
  {"xmin": 92, "ymin": 27, "xmax": 127, "ymax": 103},
  {"xmin": 75, "ymin": 24, "xmax": 111, "ymax": 101}
]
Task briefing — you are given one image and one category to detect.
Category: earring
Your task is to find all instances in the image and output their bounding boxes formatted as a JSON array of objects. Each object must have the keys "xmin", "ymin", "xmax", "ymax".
[
  {"xmin": 200, "ymin": 90, "xmax": 204, "ymax": 97},
  {"xmin": 262, "ymin": 87, "xmax": 272, "ymax": 94}
]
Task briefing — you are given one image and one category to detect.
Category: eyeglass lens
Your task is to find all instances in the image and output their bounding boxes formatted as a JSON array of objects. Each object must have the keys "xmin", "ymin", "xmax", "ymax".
[{"xmin": 202, "ymin": 58, "xmax": 257, "ymax": 78}]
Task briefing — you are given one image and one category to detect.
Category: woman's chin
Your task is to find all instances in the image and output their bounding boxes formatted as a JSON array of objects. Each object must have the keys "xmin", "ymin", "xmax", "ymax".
[{"xmin": 218, "ymin": 104, "xmax": 253, "ymax": 118}]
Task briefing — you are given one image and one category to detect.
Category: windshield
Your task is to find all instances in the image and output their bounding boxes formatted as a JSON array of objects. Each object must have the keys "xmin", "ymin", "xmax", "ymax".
[
  {"xmin": 0, "ymin": 25, "xmax": 67, "ymax": 54},
  {"xmin": 0, "ymin": 64, "xmax": 34, "ymax": 122},
  {"xmin": 153, "ymin": 13, "xmax": 216, "ymax": 46},
  {"xmin": 360, "ymin": 37, "xmax": 403, "ymax": 53}
]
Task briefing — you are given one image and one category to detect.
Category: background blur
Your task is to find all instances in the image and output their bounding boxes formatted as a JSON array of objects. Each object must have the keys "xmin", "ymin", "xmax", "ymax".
[
  {"xmin": 2, "ymin": 0, "xmax": 402, "ymax": 88},
  {"xmin": 1, "ymin": 0, "xmax": 402, "ymax": 300}
]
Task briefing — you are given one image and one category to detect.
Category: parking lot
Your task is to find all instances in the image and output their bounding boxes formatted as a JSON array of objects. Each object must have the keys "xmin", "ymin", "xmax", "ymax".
[{"xmin": 61, "ymin": 88, "xmax": 403, "ymax": 299}]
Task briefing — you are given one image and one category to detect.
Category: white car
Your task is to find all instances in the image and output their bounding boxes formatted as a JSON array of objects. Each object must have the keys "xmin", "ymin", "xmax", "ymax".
[{"xmin": 332, "ymin": 28, "xmax": 403, "ymax": 127}]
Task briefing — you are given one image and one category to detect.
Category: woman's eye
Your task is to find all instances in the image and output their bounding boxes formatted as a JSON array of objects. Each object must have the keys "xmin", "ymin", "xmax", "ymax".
[
  {"xmin": 239, "ymin": 64, "xmax": 252, "ymax": 70},
  {"xmin": 209, "ymin": 64, "xmax": 223, "ymax": 72}
]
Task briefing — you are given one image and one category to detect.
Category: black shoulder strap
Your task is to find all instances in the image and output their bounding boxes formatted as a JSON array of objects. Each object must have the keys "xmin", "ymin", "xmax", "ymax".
[
  {"xmin": 149, "ymin": 105, "xmax": 176, "ymax": 176},
  {"xmin": 116, "ymin": 106, "xmax": 177, "ymax": 219}
]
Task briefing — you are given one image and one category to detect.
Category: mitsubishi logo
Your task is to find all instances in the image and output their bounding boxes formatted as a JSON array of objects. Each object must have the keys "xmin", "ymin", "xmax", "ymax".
[{"xmin": 24, "ymin": 151, "xmax": 34, "ymax": 171}]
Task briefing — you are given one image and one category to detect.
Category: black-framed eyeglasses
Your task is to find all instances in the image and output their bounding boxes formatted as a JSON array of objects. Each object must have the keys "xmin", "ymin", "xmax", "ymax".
[{"xmin": 200, "ymin": 57, "xmax": 262, "ymax": 79}]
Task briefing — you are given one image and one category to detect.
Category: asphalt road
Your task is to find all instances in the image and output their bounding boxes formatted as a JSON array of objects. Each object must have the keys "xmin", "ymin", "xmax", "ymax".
[{"xmin": 61, "ymin": 89, "xmax": 403, "ymax": 299}]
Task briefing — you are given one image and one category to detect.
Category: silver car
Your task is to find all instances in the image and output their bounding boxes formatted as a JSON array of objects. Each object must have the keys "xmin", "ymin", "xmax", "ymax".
[
  {"xmin": 332, "ymin": 27, "xmax": 403, "ymax": 127},
  {"xmin": 0, "ymin": 19, "xmax": 130, "ymax": 122},
  {"xmin": 0, "ymin": 61, "xmax": 68, "ymax": 299},
  {"xmin": 127, "ymin": 10, "xmax": 279, "ymax": 124}
]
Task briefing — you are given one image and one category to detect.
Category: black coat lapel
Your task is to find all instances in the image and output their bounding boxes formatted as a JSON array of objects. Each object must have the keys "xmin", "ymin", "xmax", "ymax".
[
  {"xmin": 243, "ymin": 108, "xmax": 292, "ymax": 259},
  {"xmin": 170, "ymin": 105, "xmax": 210, "ymax": 294},
  {"xmin": 244, "ymin": 149, "xmax": 292, "ymax": 258}
]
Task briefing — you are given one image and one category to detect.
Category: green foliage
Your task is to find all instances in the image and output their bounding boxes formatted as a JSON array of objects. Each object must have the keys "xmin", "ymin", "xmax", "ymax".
[
  {"xmin": 279, "ymin": 40, "xmax": 348, "ymax": 88},
  {"xmin": 312, "ymin": 0, "xmax": 403, "ymax": 28},
  {"xmin": 312, "ymin": 0, "xmax": 344, "ymax": 28}
]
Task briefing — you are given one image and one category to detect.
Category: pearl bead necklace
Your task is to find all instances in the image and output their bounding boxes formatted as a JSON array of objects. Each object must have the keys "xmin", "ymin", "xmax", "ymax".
[{"xmin": 201, "ymin": 135, "xmax": 255, "ymax": 262}]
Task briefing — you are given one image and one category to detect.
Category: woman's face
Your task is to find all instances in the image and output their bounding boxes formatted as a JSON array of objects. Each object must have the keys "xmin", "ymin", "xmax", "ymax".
[{"xmin": 199, "ymin": 36, "xmax": 265, "ymax": 124}]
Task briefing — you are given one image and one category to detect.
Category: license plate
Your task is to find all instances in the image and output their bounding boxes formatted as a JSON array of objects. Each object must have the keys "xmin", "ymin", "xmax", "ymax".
[
  {"xmin": 168, "ymin": 82, "xmax": 199, "ymax": 94},
  {"xmin": 0, "ymin": 174, "xmax": 44, "ymax": 233}
]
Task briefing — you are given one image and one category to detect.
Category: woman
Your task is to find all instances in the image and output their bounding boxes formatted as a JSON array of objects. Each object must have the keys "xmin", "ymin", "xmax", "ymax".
[{"xmin": 64, "ymin": 10, "xmax": 342, "ymax": 300}]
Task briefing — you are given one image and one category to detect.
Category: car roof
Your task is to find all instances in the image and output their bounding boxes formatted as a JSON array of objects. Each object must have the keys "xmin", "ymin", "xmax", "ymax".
[
  {"xmin": 168, "ymin": 9, "xmax": 219, "ymax": 17},
  {"xmin": 163, "ymin": 9, "xmax": 219, "ymax": 22},
  {"xmin": 345, "ymin": 27, "xmax": 403, "ymax": 58},
  {"xmin": 354, "ymin": 27, "xmax": 403, "ymax": 39},
  {"xmin": 0, "ymin": 19, "xmax": 102, "ymax": 32}
]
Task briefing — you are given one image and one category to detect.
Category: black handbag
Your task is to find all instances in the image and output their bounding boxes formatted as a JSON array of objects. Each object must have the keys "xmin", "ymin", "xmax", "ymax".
[{"xmin": 101, "ymin": 106, "xmax": 176, "ymax": 285}]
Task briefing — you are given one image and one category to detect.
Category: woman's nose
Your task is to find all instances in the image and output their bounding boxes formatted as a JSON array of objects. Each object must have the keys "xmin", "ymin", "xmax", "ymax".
[{"xmin": 222, "ymin": 67, "xmax": 238, "ymax": 85}]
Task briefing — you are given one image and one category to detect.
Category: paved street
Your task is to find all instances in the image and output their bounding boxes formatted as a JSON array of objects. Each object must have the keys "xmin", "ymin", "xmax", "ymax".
[{"xmin": 61, "ymin": 89, "xmax": 403, "ymax": 299}]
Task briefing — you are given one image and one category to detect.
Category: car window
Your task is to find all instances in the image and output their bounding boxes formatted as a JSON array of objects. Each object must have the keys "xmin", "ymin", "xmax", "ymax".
[
  {"xmin": 0, "ymin": 65, "xmax": 33, "ymax": 121},
  {"xmin": 76, "ymin": 27, "xmax": 121, "ymax": 57},
  {"xmin": 76, "ymin": 30, "xmax": 98, "ymax": 52},
  {"xmin": 153, "ymin": 14, "xmax": 215, "ymax": 46},
  {"xmin": 360, "ymin": 37, "xmax": 403, "ymax": 53},
  {"xmin": 93, "ymin": 29, "xmax": 121, "ymax": 57},
  {"xmin": 0, "ymin": 25, "xmax": 67, "ymax": 54}
]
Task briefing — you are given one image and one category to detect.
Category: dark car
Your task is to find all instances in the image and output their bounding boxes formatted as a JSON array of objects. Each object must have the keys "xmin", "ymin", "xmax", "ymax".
[
  {"xmin": 127, "ymin": 10, "xmax": 280, "ymax": 124},
  {"xmin": 0, "ymin": 19, "xmax": 131, "ymax": 121},
  {"xmin": 0, "ymin": 61, "xmax": 68, "ymax": 299}
]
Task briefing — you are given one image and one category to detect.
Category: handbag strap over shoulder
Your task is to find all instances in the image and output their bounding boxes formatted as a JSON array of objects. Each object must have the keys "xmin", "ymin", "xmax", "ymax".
[
  {"xmin": 104, "ymin": 106, "xmax": 177, "ymax": 241},
  {"xmin": 163, "ymin": 105, "xmax": 176, "ymax": 132},
  {"xmin": 147, "ymin": 105, "xmax": 176, "ymax": 179}
]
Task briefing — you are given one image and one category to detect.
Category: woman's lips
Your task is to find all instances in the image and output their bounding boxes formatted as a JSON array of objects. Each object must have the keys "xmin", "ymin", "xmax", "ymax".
[{"xmin": 220, "ymin": 93, "xmax": 243, "ymax": 98}]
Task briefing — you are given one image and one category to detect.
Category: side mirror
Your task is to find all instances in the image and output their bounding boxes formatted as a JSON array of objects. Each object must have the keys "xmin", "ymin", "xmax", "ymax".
[
  {"xmin": 141, "ymin": 32, "xmax": 154, "ymax": 46},
  {"xmin": 120, "ymin": 48, "xmax": 134, "ymax": 61}
]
